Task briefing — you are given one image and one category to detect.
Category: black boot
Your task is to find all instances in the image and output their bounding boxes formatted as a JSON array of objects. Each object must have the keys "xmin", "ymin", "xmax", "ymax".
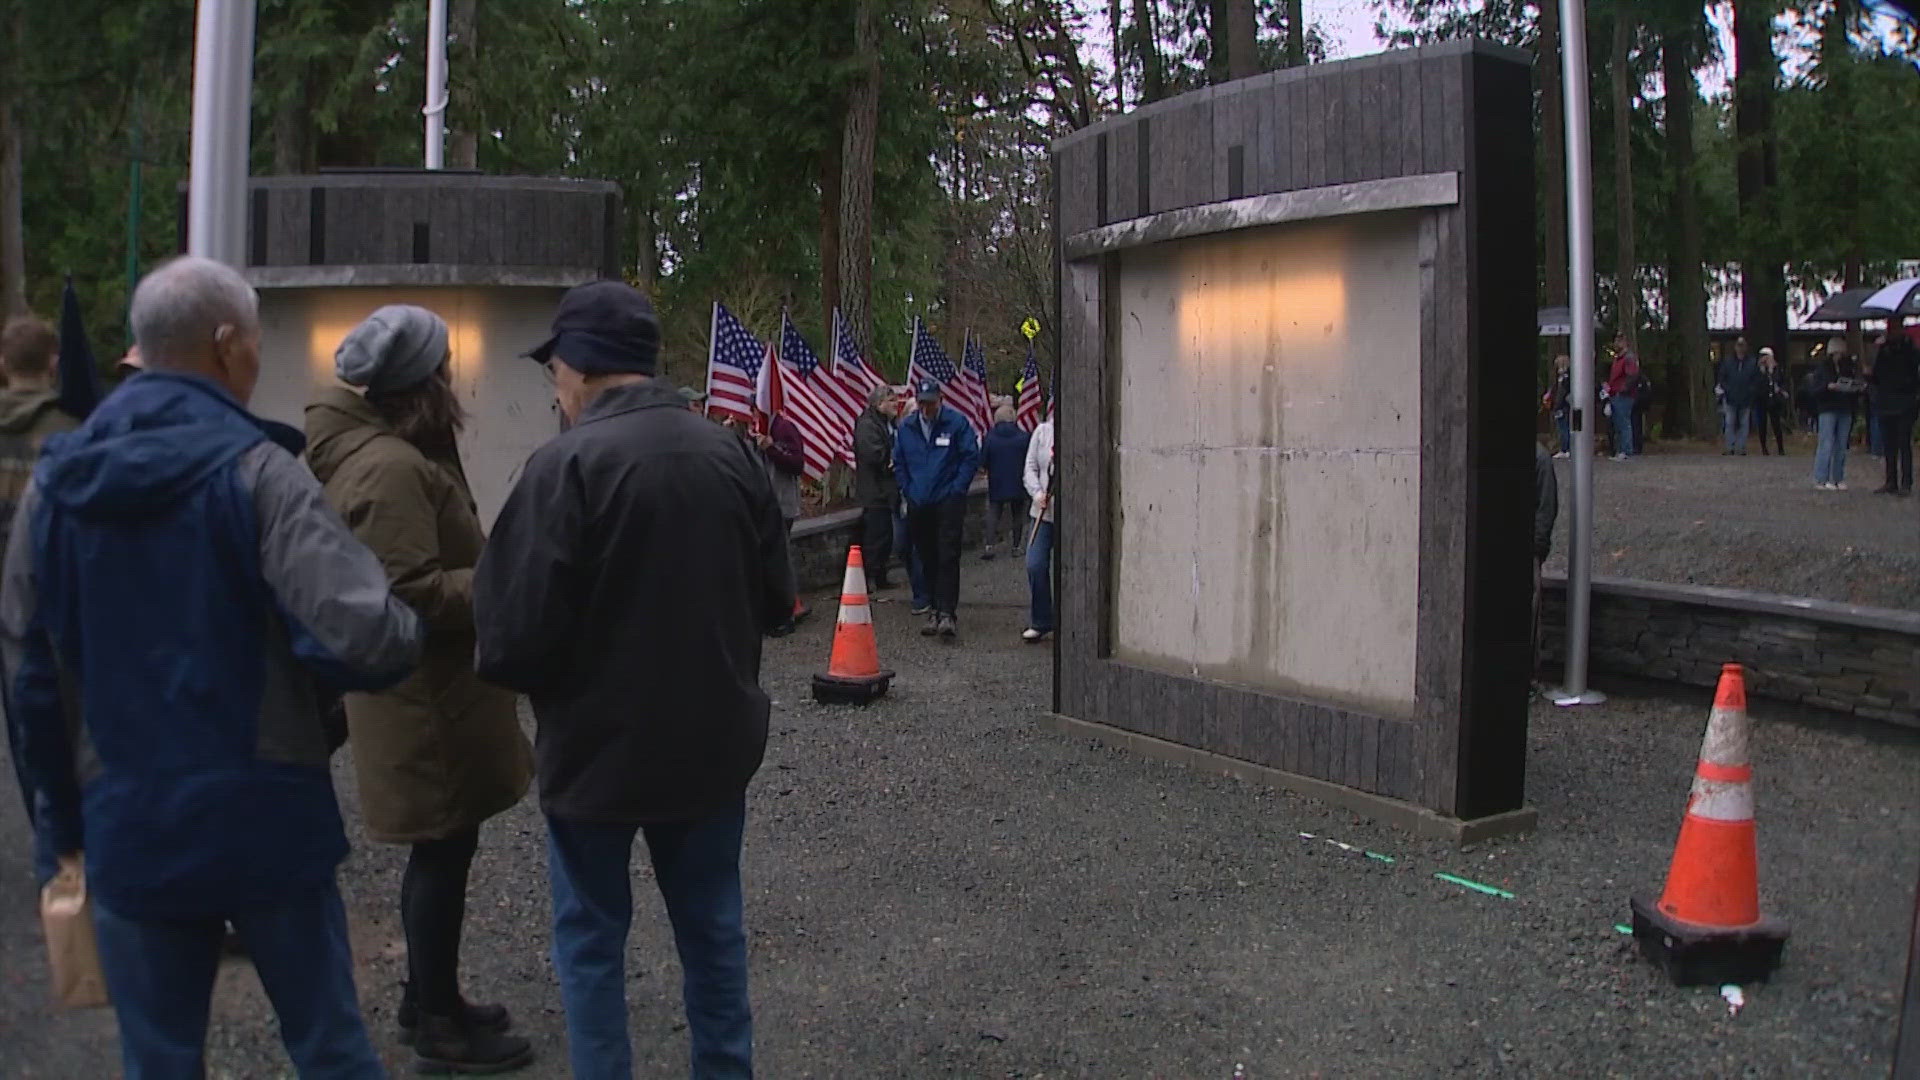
[
  {"xmin": 411, "ymin": 1013, "xmax": 534, "ymax": 1075},
  {"xmin": 399, "ymin": 982, "xmax": 512, "ymax": 1045}
]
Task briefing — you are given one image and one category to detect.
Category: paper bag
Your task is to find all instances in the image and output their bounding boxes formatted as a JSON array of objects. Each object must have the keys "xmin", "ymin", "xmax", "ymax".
[{"xmin": 40, "ymin": 856, "xmax": 109, "ymax": 1008}]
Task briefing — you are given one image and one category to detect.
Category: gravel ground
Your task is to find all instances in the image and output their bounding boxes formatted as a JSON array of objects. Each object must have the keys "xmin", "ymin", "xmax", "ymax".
[
  {"xmin": 1543, "ymin": 434, "xmax": 1920, "ymax": 610},
  {"xmin": 4, "ymin": 557, "xmax": 1918, "ymax": 1078}
]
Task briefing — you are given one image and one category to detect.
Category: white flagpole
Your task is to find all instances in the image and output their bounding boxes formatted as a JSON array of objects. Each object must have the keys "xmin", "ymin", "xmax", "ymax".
[
  {"xmin": 424, "ymin": 0, "xmax": 449, "ymax": 169},
  {"xmin": 187, "ymin": 0, "xmax": 256, "ymax": 267},
  {"xmin": 1552, "ymin": 0, "xmax": 1605, "ymax": 707}
]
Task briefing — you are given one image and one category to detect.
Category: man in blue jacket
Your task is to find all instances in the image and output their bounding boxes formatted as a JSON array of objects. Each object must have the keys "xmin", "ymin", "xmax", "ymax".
[
  {"xmin": 1, "ymin": 256, "xmax": 424, "ymax": 1078},
  {"xmin": 894, "ymin": 380, "xmax": 980, "ymax": 638}
]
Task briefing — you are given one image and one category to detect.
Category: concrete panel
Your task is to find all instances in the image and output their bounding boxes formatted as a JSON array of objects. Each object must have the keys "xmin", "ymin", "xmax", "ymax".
[
  {"xmin": 1109, "ymin": 213, "xmax": 1422, "ymax": 716},
  {"xmin": 253, "ymin": 286, "xmax": 564, "ymax": 527}
]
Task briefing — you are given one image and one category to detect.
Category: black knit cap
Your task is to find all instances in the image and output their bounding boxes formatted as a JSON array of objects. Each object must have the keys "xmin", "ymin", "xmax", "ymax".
[{"xmin": 526, "ymin": 281, "xmax": 661, "ymax": 376}]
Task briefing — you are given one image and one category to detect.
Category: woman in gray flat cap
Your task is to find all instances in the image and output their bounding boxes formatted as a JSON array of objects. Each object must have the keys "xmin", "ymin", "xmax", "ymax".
[{"xmin": 304, "ymin": 304, "xmax": 534, "ymax": 1074}]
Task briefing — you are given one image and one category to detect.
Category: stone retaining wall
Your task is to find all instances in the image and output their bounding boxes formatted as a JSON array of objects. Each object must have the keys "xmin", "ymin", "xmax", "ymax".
[{"xmin": 1540, "ymin": 575, "xmax": 1919, "ymax": 729}]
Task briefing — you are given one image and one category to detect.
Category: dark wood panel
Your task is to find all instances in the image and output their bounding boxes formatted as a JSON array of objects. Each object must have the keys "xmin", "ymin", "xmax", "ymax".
[
  {"xmin": 1108, "ymin": 123, "xmax": 1140, "ymax": 225},
  {"xmin": 1056, "ymin": 140, "xmax": 1100, "ymax": 238},
  {"xmin": 1150, "ymin": 95, "xmax": 1214, "ymax": 214},
  {"xmin": 1398, "ymin": 60, "xmax": 1425, "ymax": 181},
  {"xmin": 1302, "ymin": 75, "xmax": 1326, "ymax": 189}
]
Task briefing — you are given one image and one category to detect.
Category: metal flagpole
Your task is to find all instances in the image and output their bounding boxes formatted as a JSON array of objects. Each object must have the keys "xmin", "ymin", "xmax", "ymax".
[
  {"xmin": 187, "ymin": 0, "xmax": 256, "ymax": 267},
  {"xmin": 424, "ymin": 0, "xmax": 448, "ymax": 169},
  {"xmin": 1553, "ymin": 0, "xmax": 1605, "ymax": 707}
]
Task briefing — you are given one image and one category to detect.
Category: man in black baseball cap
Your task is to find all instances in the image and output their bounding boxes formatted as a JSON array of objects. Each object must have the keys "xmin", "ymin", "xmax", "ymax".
[{"xmin": 476, "ymin": 280, "xmax": 793, "ymax": 1077}]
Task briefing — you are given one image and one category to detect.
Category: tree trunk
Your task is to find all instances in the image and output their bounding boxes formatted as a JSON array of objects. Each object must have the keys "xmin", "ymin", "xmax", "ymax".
[
  {"xmin": 1208, "ymin": 0, "xmax": 1229, "ymax": 84},
  {"xmin": 271, "ymin": 65, "xmax": 315, "ymax": 174},
  {"xmin": 1537, "ymin": 0, "xmax": 1569, "ymax": 308},
  {"xmin": 1610, "ymin": 11, "xmax": 1638, "ymax": 351},
  {"xmin": 1663, "ymin": 25, "xmax": 1708, "ymax": 437},
  {"xmin": 635, "ymin": 202, "xmax": 657, "ymax": 293},
  {"xmin": 447, "ymin": 0, "xmax": 479, "ymax": 170},
  {"xmin": 1135, "ymin": 0, "xmax": 1165, "ymax": 103},
  {"xmin": 819, "ymin": 120, "xmax": 843, "ymax": 325},
  {"xmin": 1227, "ymin": 0, "xmax": 1258, "ymax": 80},
  {"xmin": 1110, "ymin": 0, "xmax": 1124, "ymax": 110},
  {"xmin": 837, "ymin": 0, "xmax": 881, "ymax": 357},
  {"xmin": 1285, "ymin": 0, "xmax": 1305, "ymax": 67},
  {"xmin": 1734, "ymin": 0, "xmax": 1787, "ymax": 357},
  {"xmin": 0, "ymin": 91, "xmax": 23, "ymax": 317}
]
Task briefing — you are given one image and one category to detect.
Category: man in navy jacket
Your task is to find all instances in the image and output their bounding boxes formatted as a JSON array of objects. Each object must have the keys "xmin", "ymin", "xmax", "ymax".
[
  {"xmin": 894, "ymin": 380, "xmax": 980, "ymax": 638},
  {"xmin": 2, "ymin": 256, "xmax": 422, "ymax": 1078}
]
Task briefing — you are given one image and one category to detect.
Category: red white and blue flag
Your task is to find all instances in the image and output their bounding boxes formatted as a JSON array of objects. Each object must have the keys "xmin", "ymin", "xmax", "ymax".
[
  {"xmin": 829, "ymin": 308, "xmax": 888, "ymax": 402},
  {"xmin": 706, "ymin": 302, "xmax": 764, "ymax": 424},
  {"xmin": 773, "ymin": 312, "xmax": 849, "ymax": 481},
  {"xmin": 908, "ymin": 318, "xmax": 959, "ymax": 404},
  {"xmin": 1016, "ymin": 343, "xmax": 1044, "ymax": 431},
  {"xmin": 957, "ymin": 332, "xmax": 993, "ymax": 436}
]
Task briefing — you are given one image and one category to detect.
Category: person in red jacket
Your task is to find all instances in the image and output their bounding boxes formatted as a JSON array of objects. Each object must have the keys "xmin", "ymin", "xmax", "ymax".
[{"xmin": 1605, "ymin": 336, "xmax": 1641, "ymax": 460}]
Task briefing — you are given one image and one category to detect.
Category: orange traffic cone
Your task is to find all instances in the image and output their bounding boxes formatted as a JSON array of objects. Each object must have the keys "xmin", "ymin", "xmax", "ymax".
[
  {"xmin": 1630, "ymin": 663, "xmax": 1789, "ymax": 986},
  {"xmin": 811, "ymin": 546, "xmax": 893, "ymax": 706}
]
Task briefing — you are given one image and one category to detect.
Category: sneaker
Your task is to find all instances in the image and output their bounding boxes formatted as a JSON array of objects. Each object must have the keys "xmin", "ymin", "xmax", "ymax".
[
  {"xmin": 937, "ymin": 614, "xmax": 958, "ymax": 639},
  {"xmin": 910, "ymin": 603, "xmax": 932, "ymax": 617},
  {"xmin": 399, "ymin": 985, "xmax": 512, "ymax": 1046},
  {"xmin": 412, "ymin": 1013, "xmax": 533, "ymax": 1075},
  {"xmin": 920, "ymin": 614, "xmax": 941, "ymax": 636},
  {"xmin": 1612, "ymin": 454, "xmax": 1629, "ymax": 462},
  {"xmin": 1815, "ymin": 482, "xmax": 1833, "ymax": 490},
  {"xmin": 1834, "ymin": 482, "xmax": 1848, "ymax": 491},
  {"xmin": 1022, "ymin": 628, "xmax": 1051, "ymax": 643},
  {"xmin": 1552, "ymin": 451, "xmax": 1569, "ymax": 460}
]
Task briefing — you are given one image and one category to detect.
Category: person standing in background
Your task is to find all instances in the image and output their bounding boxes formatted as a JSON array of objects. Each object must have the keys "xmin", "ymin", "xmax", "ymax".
[
  {"xmin": 1754, "ymin": 347, "xmax": 1790, "ymax": 456},
  {"xmin": 1547, "ymin": 354, "xmax": 1572, "ymax": 459},
  {"xmin": 895, "ymin": 381, "xmax": 980, "ymax": 639},
  {"xmin": 306, "ymin": 306, "xmax": 535, "ymax": 1073},
  {"xmin": 853, "ymin": 384, "xmax": 900, "ymax": 588},
  {"xmin": 1809, "ymin": 336, "xmax": 1866, "ymax": 491},
  {"xmin": 758, "ymin": 408, "xmax": 810, "ymax": 634},
  {"xmin": 1604, "ymin": 336, "xmax": 1640, "ymax": 461},
  {"xmin": 1871, "ymin": 324, "xmax": 1919, "ymax": 495},
  {"xmin": 979, "ymin": 404, "xmax": 1031, "ymax": 561},
  {"xmin": 1715, "ymin": 340, "xmax": 1763, "ymax": 456},
  {"xmin": 1021, "ymin": 413, "xmax": 1056, "ymax": 643}
]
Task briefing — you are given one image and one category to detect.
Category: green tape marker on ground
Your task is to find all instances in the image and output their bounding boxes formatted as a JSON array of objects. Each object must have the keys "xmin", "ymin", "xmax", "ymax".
[
  {"xmin": 1614, "ymin": 923, "xmax": 1633, "ymax": 935},
  {"xmin": 1433, "ymin": 872, "xmax": 1515, "ymax": 899},
  {"xmin": 1365, "ymin": 851, "xmax": 1396, "ymax": 864}
]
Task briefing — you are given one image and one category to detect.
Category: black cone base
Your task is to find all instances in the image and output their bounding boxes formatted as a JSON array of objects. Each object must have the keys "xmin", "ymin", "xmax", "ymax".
[
  {"xmin": 812, "ymin": 670, "xmax": 893, "ymax": 706},
  {"xmin": 1630, "ymin": 895, "xmax": 1789, "ymax": 987}
]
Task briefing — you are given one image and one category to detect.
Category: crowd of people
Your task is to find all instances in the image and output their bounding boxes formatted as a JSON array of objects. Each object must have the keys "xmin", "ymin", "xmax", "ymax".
[
  {"xmin": 1542, "ymin": 327, "xmax": 1919, "ymax": 495},
  {"xmin": 1, "ymin": 257, "xmax": 1064, "ymax": 1079}
]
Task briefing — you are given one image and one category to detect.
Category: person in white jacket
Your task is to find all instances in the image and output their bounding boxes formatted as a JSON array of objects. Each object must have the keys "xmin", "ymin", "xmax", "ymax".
[{"xmin": 1021, "ymin": 416, "xmax": 1055, "ymax": 642}]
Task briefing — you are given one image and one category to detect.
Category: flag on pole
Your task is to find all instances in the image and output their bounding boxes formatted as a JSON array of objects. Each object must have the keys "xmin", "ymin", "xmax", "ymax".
[
  {"xmin": 785, "ymin": 313, "xmax": 860, "ymax": 433},
  {"xmin": 706, "ymin": 302, "xmax": 764, "ymax": 424},
  {"xmin": 56, "ymin": 277, "xmax": 104, "ymax": 420},
  {"xmin": 770, "ymin": 317, "xmax": 847, "ymax": 481},
  {"xmin": 958, "ymin": 332, "xmax": 993, "ymax": 435},
  {"xmin": 908, "ymin": 318, "xmax": 958, "ymax": 397},
  {"xmin": 1015, "ymin": 342, "xmax": 1043, "ymax": 431}
]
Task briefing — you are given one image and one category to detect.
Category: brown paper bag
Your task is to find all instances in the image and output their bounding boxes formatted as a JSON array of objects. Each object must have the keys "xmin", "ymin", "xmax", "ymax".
[{"xmin": 40, "ymin": 856, "xmax": 109, "ymax": 1009}]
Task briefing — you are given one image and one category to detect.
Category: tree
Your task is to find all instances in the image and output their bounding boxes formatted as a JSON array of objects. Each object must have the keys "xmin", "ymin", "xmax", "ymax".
[
  {"xmin": 1659, "ymin": 1, "xmax": 1712, "ymax": 435},
  {"xmin": 1734, "ymin": 0, "xmax": 1788, "ymax": 355},
  {"xmin": 1609, "ymin": 6, "xmax": 1639, "ymax": 350},
  {"xmin": 1285, "ymin": 0, "xmax": 1304, "ymax": 66},
  {"xmin": 839, "ymin": 0, "xmax": 882, "ymax": 356},
  {"xmin": 1537, "ymin": 0, "xmax": 1568, "ymax": 307}
]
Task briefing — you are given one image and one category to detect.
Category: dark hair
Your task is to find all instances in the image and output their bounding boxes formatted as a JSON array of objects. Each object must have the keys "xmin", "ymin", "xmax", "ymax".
[
  {"xmin": 0, "ymin": 315, "xmax": 57, "ymax": 379},
  {"xmin": 367, "ymin": 365, "xmax": 465, "ymax": 452}
]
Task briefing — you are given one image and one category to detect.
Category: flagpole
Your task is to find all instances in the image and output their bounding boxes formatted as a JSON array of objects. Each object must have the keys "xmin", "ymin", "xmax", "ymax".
[
  {"xmin": 424, "ymin": 0, "xmax": 448, "ymax": 169},
  {"xmin": 1552, "ymin": 0, "xmax": 1605, "ymax": 708},
  {"xmin": 705, "ymin": 301, "xmax": 720, "ymax": 408},
  {"xmin": 187, "ymin": 0, "xmax": 256, "ymax": 267}
]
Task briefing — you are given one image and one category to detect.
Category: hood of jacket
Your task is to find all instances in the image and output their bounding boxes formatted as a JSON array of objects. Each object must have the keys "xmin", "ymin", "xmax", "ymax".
[
  {"xmin": 304, "ymin": 385, "xmax": 395, "ymax": 487},
  {"xmin": 0, "ymin": 388, "xmax": 65, "ymax": 435},
  {"xmin": 33, "ymin": 372, "xmax": 301, "ymax": 522}
]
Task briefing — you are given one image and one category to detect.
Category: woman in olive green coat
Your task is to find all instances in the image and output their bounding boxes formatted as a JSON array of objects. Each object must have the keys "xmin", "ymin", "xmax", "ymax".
[{"xmin": 306, "ymin": 305, "xmax": 533, "ymax": 1074}]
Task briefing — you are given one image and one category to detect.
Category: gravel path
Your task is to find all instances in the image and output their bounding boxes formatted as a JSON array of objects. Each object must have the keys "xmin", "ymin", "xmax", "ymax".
[
  {"xmin": 4, "ymin": 557, "xmax": 1918, "ymax": 1077},
  {"xmin": 1543, "ymin": 435, "xmax": 1920, "ymax": 610}
]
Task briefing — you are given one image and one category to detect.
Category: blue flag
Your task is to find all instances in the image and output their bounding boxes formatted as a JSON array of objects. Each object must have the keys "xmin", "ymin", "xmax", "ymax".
[{"xmin": 56, "ymin": 278, "xmax": 104, "ymax": 420}]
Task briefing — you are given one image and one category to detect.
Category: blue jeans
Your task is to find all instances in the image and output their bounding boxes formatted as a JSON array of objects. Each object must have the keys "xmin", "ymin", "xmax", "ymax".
[
  {"xmin": 893, "ymin": 509, "xmax": 928, "ymax": 611},
  {"xmin": 1026, "ymin": 519, "xmax": 1055, "ymax": 632},
  {"xmin": 547, "ymin": 802, "xmax": 751, "ymax": 1080},
  {"xmin": 1553, "ymin": 411, "xmax": 1571, "ymax": 454},
  {"xmin": 1723, "ymin": 402, "xmax": 1750, "ymax": 453},
  {"xmin": 92, "ymin": 879, "xmax": 382, "ymax": 1080},
  {"xmin": 1867, "ymin": 412, "xmax": 1885, "ymax": 457},
  {"xmin": 1814, "ymin": 410, "xmax": 1851, "ymax": 484},
  {"xmin": 1611, "ymin": 398, "xmax": 1635, "ymax": 456}
]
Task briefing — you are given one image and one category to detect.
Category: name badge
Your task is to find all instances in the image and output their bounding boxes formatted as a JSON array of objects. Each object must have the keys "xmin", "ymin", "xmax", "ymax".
[{"xmin": 935, "ymin": 435, "xmax": 952, "ymax": 447}]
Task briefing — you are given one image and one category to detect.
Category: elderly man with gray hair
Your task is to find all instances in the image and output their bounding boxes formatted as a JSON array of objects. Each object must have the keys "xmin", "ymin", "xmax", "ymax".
[{"xmin": 1, "ymin": 255, "xmax": 423, "ymax": 1078}]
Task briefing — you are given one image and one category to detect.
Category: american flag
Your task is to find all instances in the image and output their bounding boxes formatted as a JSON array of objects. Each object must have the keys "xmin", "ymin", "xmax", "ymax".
[
  {"xmin": 783, "ymin": 313, "xmax": 861, "ymax": 437},
  {"xmin": 771, "ymin": 314, "xmax": 848, "ymax": 481},
  {"xmin": 706, "ymin": 302, "xmax": 763, "ymax": 424},
  {"xmin": 956, "ymin": 332, "xmax": 993, "ymax": 436},
  {"xmin": 1016, "ymin": 342, "xmax": 1044, "ymax": 431},
  {"xmin": 908, "ymin": 318, "xmax": 958, "ymax": 397},
  {"xmin": 827, "ymin": 308, "xmax": 886, "ymax": 412}
]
